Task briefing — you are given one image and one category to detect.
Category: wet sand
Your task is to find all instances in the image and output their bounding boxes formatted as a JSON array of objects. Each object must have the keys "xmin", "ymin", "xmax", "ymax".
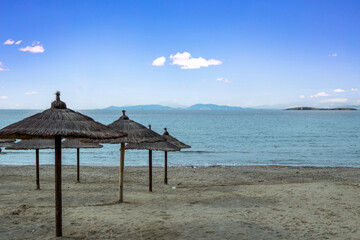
[{"xmin": 1, "ymin": 165, "xmax": 360, "ymax": 239}]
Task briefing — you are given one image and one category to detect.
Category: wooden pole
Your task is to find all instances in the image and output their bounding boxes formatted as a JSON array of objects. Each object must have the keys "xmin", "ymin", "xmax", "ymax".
[
  {"xmin": 36, "ymin": 149, "xmax": 40, "ymax": 190},
  {"xmin": 148, "ymin": 125, "xmax": 153, "ymax": 192},
  {"xmin": 77, "ymin": 148, "xmax": 80, "ymax": 183},
  {"xmin": 164, "ymin": 151, "xmax": 168, "ymax": 184},
  {"xmin": 55, "ymin": 135, "xmax": 62, "ymax": 237},
  {"xmin": 119, "ymin": 142, "xmax": 125, "ymax": 203},
  {"xmin": 149, "ymin": 150, "xmax": 152, "ymax": 192}
]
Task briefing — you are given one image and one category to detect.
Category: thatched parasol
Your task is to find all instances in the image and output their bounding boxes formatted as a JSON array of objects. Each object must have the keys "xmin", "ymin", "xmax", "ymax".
[
  {"xmin": 126, "ymin": 140, "xmax": 180, "ymax": 151},
  {"xmin": 126, "ymin": 126, "xmax": 180, "ymax": 190},
  {"xmin": 6, "ymin": 139, "xmax": 54, "ymax": 190},
  {"xmin": 0, "ymin": 92, "xmax": 127, "ymax": 237},
  {"xmin": 102, "ymin": 110, "xmax": 161, "ymax": 144},
  {"xmin": 161, "ymin": 128, "xmax": 191, "ymax": 184},
  {"xmin": 128, "ymin": 128, "xmax": 191, "ymax": 184},
  {"xmin": 99, "ymin": 110, "xmax": 162, "ymax": 202},
  {"xmin": 162, "ymin": 128, "xmax": 191, "ymax": 149},
  {"xmin": 62, "ymin": 139, "xmax": 103, "ymax": 183},
  {"xmin": 6, "ymin": 139, "xmax": 54, "ymax": 150},
  {"xmin": 0, "ymin": 139, "xmax": 15, "ymax": 153}
]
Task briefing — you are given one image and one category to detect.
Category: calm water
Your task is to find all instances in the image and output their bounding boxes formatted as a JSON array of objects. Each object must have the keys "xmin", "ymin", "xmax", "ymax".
[{"xmin": 0, "ymin": 109, "xmax": 359, "ymax": 167}]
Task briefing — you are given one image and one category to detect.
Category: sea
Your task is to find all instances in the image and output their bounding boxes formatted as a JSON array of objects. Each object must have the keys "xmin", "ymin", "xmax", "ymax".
[{"xmin": 0, "ymin": 109, "xmax": 359, "ymax": 167}]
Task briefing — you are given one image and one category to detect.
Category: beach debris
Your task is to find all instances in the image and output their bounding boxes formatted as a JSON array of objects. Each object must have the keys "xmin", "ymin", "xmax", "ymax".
[
  {"xmin": 11, "ymin": 209, "xmax": 21, "ymax": 215},
  {"xmin": 172, "ymin": 187, "xmax": 177, "ymax": 190},
  {"xmin": 21, "ymin": 204, "xmax": 29, "ymax": 209}
]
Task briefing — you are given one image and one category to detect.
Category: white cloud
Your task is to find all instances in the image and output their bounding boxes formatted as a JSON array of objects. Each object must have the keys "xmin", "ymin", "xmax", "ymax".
[
  {"xmin": 169, "ymin": 52, "xmax": 222, "ymax": 69},
  {"xmin": 216, "ymin": 77, "xmax": 231, "ymax": 83},
  {"xmin": 152, "ymin": 56, "xmax": 166, "ymax": 66},
  {"xmin": 0, "ymin": 62, "xmax": 9, "ymax": 71},
  {"xmin": 4, "ymin": 39, "xmax": 15, "ymax": 45},
  {"xmin": 318, "ymin": 98, "xmax": 347, "ymax": 103},
  {"xmin": 4, "ymin": 39, "xmax": 22, "ymax": 45},
  {"xmin": 351, "ymin": 88, "xmax": 359, "ymax": 91},
  {"xmin": 299, "ymin": 95, "xmax": 305, "ymax": 99},
  {"xmin": 25, "ymin": 91, "xmax": 39, "ymax": 95},
  {"xmin": 0, "ymin": 96, "xmax": 8, "ymax": 99},
  {"xmin": 329, "ymin": 53, "xmax": 338, "ymax": 57},
  {"xmin": 333, "ymin": 88, "xmax": 345, "ymax": 93},
  {"xmin": 19, "ymin": 44, "xmax": 45, "ymax": 53},
  {"xmin": 310, "ymin": 92, "xmax": 329, "ymax": 98}
]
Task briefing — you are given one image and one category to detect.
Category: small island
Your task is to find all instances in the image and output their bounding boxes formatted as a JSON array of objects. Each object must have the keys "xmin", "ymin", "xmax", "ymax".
[{"xmin": 286, "ymin": 107, "xmax": 357, "ymax": 110}]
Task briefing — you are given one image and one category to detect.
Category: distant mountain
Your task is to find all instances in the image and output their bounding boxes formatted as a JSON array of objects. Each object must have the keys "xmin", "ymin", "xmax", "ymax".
[
  {"xmin": 187, "ymin": 104, "xmax": 243, "ymax": 110},
  {"xmin": 104, "ymin": 105, "xmax": 173, "ymax": 110},
  {"xmin": 286, "ymin": 107, "xmax": 357, "ymax": 110},
  {"xmin": 103, "ymin": 104, "xmax": 244, "ymax": 110}
]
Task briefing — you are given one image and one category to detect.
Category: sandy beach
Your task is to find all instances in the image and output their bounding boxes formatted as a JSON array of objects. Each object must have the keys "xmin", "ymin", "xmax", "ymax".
[{"xmin": 0, "ymin": 165, "xmax": 359, "ymax": 239}]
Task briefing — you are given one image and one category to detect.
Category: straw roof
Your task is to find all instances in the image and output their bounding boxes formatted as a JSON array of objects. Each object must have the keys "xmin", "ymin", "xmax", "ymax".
[
  {"xmin": 0, "ymin": 92, "xmax": 127, "ymax": 140},
  {"xmin": 0, "ymin": 139, "xmax": 15, "ymax": 148},
  {"xmin": 62, "ymin": 139, "xmax": 103, "ymax": 149},
  {"xmin": 6, "ymin": 139, "xmax": 54, "ymax": 150},
  {"xmin": 126, "ymin": 140, "xmax": 180, "ymax": 151},
  {"xmin": 0, "ymin": 139, "xmax": 15, "ymax": 143},
  {"xmin": 125, "ymin": 128, "xmax": 189, "ymax": 151},
  {"xmin": 162, "ymin": 128, "xmax": 191, "ymax": 149},
  {"xmin": 101, "ymin": 110, "xmax": 161, "ymax": 144}
]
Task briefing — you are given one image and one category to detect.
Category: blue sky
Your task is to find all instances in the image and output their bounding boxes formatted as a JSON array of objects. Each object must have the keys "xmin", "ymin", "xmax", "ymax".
[{"xmin": 0, "ymin": 0, "xmax": 359, "ymax": 109}]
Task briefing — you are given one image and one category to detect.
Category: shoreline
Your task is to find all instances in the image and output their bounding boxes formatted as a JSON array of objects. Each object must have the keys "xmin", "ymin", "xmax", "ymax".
[
  {"xmin": 1, "ymin": 165, "xmax": 360, "ymax": 239},
  {"xmin": 1, "ymin": 164, "xmax": 360, "ymax": 169}
]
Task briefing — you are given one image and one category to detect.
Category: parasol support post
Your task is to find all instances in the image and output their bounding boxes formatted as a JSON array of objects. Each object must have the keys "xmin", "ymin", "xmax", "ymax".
[
  {"xmin": 149, "ymin": 150, "xmax": 152, "ymax": 192},
  {"xmin": 148, "ymin": 124, "xmax": 153, "ymax": 192},
  {"xmin": 119, "ymin": 142, "xmax": 125, "ymax": 203},
  {"xmin": 164, "ymin": 151, "xmax": 168, "ymax": 184},
  {"xmin": 36, "ymin": 149, "xmax": 40, "ymax": 190},
  {"xmin": 55, "ymin": 135, "xmax": 62, "ymax": 237},
  {"xmin": 77, "ymin": 148, "xmax": 80, "ymax": 183}
]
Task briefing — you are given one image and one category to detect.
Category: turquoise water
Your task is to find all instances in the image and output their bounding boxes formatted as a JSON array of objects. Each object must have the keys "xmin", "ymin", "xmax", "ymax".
[{"xmin": 0, "ymin": 109, "xmax": 359, "ymax": 167}]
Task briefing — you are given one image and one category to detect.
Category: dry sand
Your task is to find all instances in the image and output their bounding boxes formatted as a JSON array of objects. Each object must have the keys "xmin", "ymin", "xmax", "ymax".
[{"xmin": 0, "ymin": 165, "xmax": 360, "ymax": 240}]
